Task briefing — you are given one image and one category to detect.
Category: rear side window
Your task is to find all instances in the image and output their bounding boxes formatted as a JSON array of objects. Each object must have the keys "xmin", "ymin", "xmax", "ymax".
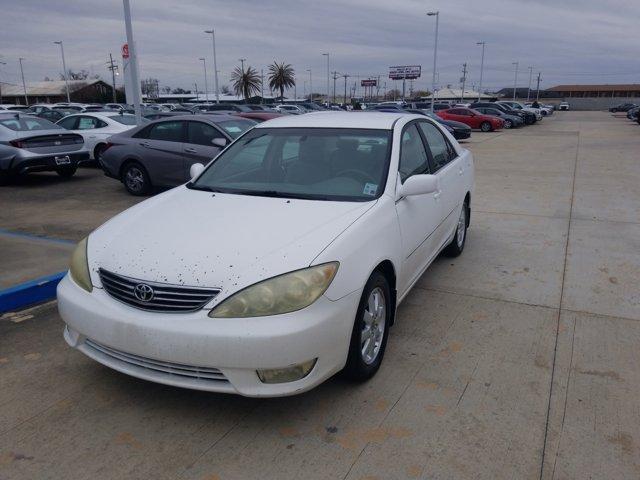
[
  {"xmin": 0, "ymin": 116, "xmax": 61, "ymax": 131},
  {"xmin": 147, "ymin": 121, "xmax": 185, "ymax": 142},
  {"xmin": 77, "ymin": 116, "xmax": 107, "ymax": 130},
  {"xmin": 418, "ymin": 122, "xmax": 456, "ymax": 172},
  {"xmin": 398, "ymin": 124, "xmax": 430, "ymax": 183},
  {"xmin": 57, "ymin": 116, "xmax": 78, "ymax": 130},
  {"xmin": 187, "ymin": 121, "xmax": 225, "ymax": 146}
]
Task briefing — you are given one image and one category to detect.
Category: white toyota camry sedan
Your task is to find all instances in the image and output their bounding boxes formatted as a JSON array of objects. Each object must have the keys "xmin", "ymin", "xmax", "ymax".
[{"xmin": 58, "ymin": 111, "xmax": 474, "ymax": 397}]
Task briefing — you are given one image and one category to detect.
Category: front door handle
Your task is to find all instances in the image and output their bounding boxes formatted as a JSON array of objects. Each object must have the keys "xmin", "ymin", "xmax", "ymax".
[
  {"xmin": 184, "ymin": 147, "xmax": 197, "ymax": 153},
  {"xmin": 433, "ymin": 190, "xmax": 441, "ymax": 200},
  {"xmin": 139, "ymin": 142, "xmax": 150, "ymax": 148},
  {"xmin": 458, "ymin": 167, "xmax": 464, "ymax": 176}
]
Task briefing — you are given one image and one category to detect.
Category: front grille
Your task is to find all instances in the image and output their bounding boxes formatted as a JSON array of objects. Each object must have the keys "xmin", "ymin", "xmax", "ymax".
[
  {"xmin": 84, "ymin": 338, "xmax": 228, "ymax": 383},
  {"xmin": 99, "ymin": 268, "xmax": 219, "ymax": 313}
]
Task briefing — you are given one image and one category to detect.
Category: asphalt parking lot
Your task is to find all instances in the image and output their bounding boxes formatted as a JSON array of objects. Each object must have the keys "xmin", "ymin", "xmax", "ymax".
[{"xmin": 1, "ymin": 111, "xmax": 639, "ymax": 479}]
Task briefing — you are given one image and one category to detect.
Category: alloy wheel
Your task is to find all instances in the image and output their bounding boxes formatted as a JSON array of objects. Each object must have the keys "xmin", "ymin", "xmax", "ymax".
[{"xmin": 361, "ymin": 287, "xmax": 386, "ymax": 365}]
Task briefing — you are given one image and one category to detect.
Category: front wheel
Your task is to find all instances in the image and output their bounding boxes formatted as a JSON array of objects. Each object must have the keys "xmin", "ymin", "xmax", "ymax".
[
  {"xmin": 503, "ymin": 119, "xmax": 513, "ymax": 129},
  {"xmin": 56, "ymin": 166, "xmax": 77, "ymax": 178},
  {"xmin": 480, "ymin": 121, "xmax": 492, "ymax": 132},
  {"xmin": 344, "ymin": 271, "xmax": 391, "ymax": 381},
  {"xmin": 444, "ymin": 200, "xmax": 469, "ymax": 257}
]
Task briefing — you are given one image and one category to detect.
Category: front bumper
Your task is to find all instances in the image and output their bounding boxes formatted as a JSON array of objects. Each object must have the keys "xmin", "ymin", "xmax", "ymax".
[
  {"xmin": 8, "ymin": 151, "xmax": 90, "ymax": 174},
  {"xmin": 57, "ymin": 274, "xmax": 362, "ymax": 397}
]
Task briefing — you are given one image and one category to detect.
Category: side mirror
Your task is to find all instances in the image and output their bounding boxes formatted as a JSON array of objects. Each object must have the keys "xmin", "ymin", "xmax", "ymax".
[
  {"xmin": 212, "ymin": 137, "xmax": 227, "ymax": 148},
  {"xmin": 398, "ymin": 174, "xmax": 439, "ymax": 199},
  {"xmin": 189, "ymin": 163, "xmax": 205, "ymax": 180}
]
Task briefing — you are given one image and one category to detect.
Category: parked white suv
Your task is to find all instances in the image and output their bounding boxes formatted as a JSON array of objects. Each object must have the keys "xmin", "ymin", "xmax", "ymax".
[
  {"xmin": 559, "ymin": 102, "xmax": 570, "ymax": 111},
  {"xmin": 58, "ymin": 111, "xmax": 474, "ymax": 397}
]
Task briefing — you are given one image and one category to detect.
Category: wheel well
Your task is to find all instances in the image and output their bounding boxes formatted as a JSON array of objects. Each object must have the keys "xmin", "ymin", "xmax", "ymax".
[
  {"xmin": 93, "ymin": 142, "xmax": 106, "ymax": 158},
  {"xmin": 464, "ymin": 192, "xmax": 471, "ymax": 227},
  {"xmin": 118, "ymin": 159, "xmax": 141, "ymax": 179},
  {"xmin": 374, "ymin": 260, "xmax": 397, "ymax": 326}
]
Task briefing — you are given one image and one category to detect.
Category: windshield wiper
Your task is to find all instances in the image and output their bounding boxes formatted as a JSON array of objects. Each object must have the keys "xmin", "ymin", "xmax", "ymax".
[
  {"xmin": 186, "ymin": 182, "xmax": 222, "ymax": 192},
  {"xmin": 235, "ymin": 190, "xmax": 329, "ymax": 200}
]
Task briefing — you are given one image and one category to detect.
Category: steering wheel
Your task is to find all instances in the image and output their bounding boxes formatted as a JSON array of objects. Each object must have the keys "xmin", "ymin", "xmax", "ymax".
[{"xmin": 335, "ymin": 169, "xmax": 376, "ymax": 185}]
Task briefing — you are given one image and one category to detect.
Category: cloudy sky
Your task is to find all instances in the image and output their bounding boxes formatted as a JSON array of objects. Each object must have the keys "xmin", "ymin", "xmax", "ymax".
[{"xmin": 1, "ymin": 0, "xmax": 639, "ymax": 96}]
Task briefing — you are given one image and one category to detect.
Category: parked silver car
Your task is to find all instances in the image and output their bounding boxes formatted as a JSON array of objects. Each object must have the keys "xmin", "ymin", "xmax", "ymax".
[
  {"xmin": 100, "ymin": 114, "xmax": 257, "ymax": 195},
  {"xmin": 0, "ymin": 113, "xmax": 89, "ymax": 184}
]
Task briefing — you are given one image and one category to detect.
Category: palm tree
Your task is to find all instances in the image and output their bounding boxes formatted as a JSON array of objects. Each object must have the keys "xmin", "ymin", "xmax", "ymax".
[
  {"xmin": 268, "ymin": 62, "xmax": 295, "ymax": 103},
  {"xmin": 230, "ymin": 65, "xmax": 261, "ymax": 100}
]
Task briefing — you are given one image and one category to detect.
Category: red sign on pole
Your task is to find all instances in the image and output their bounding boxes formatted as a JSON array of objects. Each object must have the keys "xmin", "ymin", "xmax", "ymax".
[{"xmin": 121, "ymin": 43, "xmax": 129, "ymax": 59}]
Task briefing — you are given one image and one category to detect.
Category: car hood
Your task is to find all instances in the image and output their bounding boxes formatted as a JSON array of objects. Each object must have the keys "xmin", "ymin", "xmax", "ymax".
[{"xmin": 88, "ymin": 186, "xmax": 375, "ymax": 299}]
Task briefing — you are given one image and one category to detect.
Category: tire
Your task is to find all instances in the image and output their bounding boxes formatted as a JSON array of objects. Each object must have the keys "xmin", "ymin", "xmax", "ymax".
[
  {"xmin": 94, "ymin": 144, "xmax": 107, "ymax": 162},
  {"xmin": 443, "ymin": 200, "xmax": 469, "ymax": 257},
  {"xmin": 503, "ymin": 119, "xmax": 513, "ymax": 129},
  {"xmin": 121, "ymin": 162, "xmax": 152, "ymax": 196},
  {"xmin": 56, "ymin": 166, "xmax": 77, "ymax": 178},
  {"xmin": 344, "ymin": 271, "xmax": 391, "ymax": 381},
  {"xmin": 480, "ymin": 121, "xmax": 492, "ymax": 132}
]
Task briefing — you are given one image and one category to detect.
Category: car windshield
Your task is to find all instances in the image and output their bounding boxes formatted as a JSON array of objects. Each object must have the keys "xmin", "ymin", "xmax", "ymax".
[
  {"xmin": 215, "ymin": 119, "xmax": 256, "ymax": 138},
  {"xmin": 0, "ymin": 116, "xmax": 62, "ymax": 131},
  {"xmin": 108, "ymin": 114, "xmax": 139, "ymax": 125},
  {"xmin": 191, "ymin": 127, "xmax": 391, "ymax": 201}
]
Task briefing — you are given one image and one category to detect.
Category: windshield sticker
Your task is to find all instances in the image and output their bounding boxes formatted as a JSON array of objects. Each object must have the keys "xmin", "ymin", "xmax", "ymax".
[
  {"xmin": 225, "ymin": 126, "xmax": 242, "ymax": 133},
  {"xmin": 363, "ymin": 183, "xmax": 378, "ymax": 196}
]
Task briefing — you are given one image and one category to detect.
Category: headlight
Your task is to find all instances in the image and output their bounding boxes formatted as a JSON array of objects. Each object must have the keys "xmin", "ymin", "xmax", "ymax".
[
  {"xmin": 209, "ymin": 262, "xmax": 338, "ymax": 318},
  {"xmin": 69, "ymin": 237, "xmax": 92, "ymax": 292}
]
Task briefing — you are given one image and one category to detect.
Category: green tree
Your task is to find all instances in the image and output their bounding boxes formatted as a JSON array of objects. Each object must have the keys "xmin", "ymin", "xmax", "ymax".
[
  {"xmin": 231, "ymin": 65, "xmax": 261, "ymax": 100},
  {"xmin": 268, "ymin": 61, "xmax": 295, "ymax": 103}
]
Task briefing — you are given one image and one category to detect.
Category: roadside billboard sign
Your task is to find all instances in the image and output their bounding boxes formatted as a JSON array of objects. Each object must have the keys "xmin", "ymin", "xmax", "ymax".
[{"xmin": 389, "ymin": 65, "xmax": 421, "ymax": 80}]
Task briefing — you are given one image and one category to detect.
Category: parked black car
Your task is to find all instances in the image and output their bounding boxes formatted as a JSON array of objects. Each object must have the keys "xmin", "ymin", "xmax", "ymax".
[
  {"xmin": 406, "ymin": 109, "xmax": 472, "ymax": 140},
  {"xmin": 609, "ymin": 103, "xmax": 637, "ymax": 112}
]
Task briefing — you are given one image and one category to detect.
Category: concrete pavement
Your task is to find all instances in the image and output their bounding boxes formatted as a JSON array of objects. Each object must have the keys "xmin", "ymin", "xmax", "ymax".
[{"xmin": 1, "ymin": 111, "xmax": 639, "ymax": 479}]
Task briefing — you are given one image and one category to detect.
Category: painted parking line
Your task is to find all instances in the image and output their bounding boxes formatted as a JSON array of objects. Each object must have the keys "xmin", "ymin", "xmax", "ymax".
[
  {"xmin": 0, "ymin": 228, "xmax": 76, "ymax": 245},
  {"xmin": 0, "ymin": 271, "xmax": 66, "ymax": 314}
]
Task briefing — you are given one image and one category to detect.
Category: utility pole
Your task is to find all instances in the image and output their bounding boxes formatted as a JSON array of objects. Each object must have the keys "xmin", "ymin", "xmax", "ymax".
[
  {"xmin": 460, "ymin": 62, "xmax": 467, "ymax": 102},
  {"xmin": 204, "ymin": 29, "xmax": 220, "ymax": 103},
  {"xmin": 527, "ymin": 66, "xmax": 533, "ymax": 101},
  {"xmin": 476, "ymin": 41, "xmax": 485, "ymax": 101},
  {"xmin": 512, "ymin": 61, "xmax": 519, "ymax": 100},
  {"xmin": 18, "ymin": 58, "xmax": 27, "ymax": 105},
  {"xmin": 342, "ymin": 74, "xmax": 349, "ymax": 105},
  {"xmin": 54, "ymin": 41, "xmax": 70, "ymax": 102},
  {"xmin": 260, "ymin": 68, "xmax": 264, "ymax": 103},
  {"xmin": 123, "ymin": 0, "xmax": 142, "ymax": 124},
  {"xmin": 199, "ymin": 57, "xmax": 208, "ymax": 102},
  {"xmin": 107, "ymin": 53, "xmax": 118, "ymax": 102},
  {"xmin": 194, "ymin": 82, "xmax": 198, "ymax": 100},
  {"xmin": 427, "ymin": 11, "xmax": 439, "ymax": 112},
  {"xmin": 322, "ymin": 53, "xmax": 329, "ymax": 105},
  {"xmin": 0, "ymin": 61, "xmax": 6, "ymax": 105},
  {"xmin": 535, "ymin": 72, "xmax": 541, "ymax": 101},
  {"xmin": 307, "ymin": 69, "xmax": 312, "ymax": 103},
  {"xmin": 332, "ymin": 71, "xmax": 339, "ymax": 103}
]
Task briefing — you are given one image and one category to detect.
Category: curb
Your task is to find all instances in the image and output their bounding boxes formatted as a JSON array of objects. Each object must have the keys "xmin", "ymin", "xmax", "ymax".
[{"xmin": 0, "ymin": 272, "xmax": 66, "ymax": 314}]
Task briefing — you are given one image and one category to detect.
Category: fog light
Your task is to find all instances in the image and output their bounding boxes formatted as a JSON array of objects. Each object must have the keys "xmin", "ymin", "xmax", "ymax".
[{"xmin": 256, "ymin": 359, "xmax": 317, "ymax": 384}]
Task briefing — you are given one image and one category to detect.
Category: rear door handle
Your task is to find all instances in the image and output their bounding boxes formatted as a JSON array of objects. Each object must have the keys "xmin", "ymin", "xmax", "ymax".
[
  {"xmin": 433, "ymin": 190, "xmax": 441, "ymax": 200},
  {"xmin": 139, "ymin": 142, "xmax": 150, "ymax": 148},
  {"xmin": 184, "ymin": 147, "xmax": 197, "ymax": 153},
  {"xmin": 458, "ymin": 167, "xmax": 464, "ymax": 176}
]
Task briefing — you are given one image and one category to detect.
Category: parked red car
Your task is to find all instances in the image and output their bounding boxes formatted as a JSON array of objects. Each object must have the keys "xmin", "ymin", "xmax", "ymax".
[
  {"xmin": 437, "ymin": 108, "xmax": 503, "ymax": 132},
  {"xmin": 233, "ymin": 112, "xmax": 284, "ymax": 123}
]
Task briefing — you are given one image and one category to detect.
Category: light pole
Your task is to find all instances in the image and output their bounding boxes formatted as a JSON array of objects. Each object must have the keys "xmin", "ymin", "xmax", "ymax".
[
  {"xmin": 512, "ymin": 61, "xmax": 519, "ymax": 101},
  {"xmin": 18, "ymin": 57, "xmax": 28, "ymax": 106},
  {"xmin": 239, "ymin": 58, "xmax": 246, "ymax": 72},
  {"xmin": 199, "ymin": 57, "xmax": 209, "ymax": 102},
  {"xmin": 307, "ymin": 69, "xmax": 312, "ymax": 103},
  {"xmin": 322, "ymin": 53, "xmax": 329, "ymax": 105},
  {"xmin": 204, "ymin": 29, "xmax": 220, "ymax": 103},
  {"xmin": 476, "ymin": 41, "xmax": 485, "ymax": 101},
  {"xmin": 53, "ymin": 41, "xmax": 71, "ymax": 102},
  {"xmin": 0, "ymin": 61, "xmax": 6, "ymax": 105},
  {"xmin": 122, "ymin": 0, "xmax": 142, "ymax": 124},
  {"xmin": 427, "ymin": 11, "xmax": 439, "ymax": 112},
  {"xmin": 527, "ymin": 66, "xmax": 533, "ymax": 101}
]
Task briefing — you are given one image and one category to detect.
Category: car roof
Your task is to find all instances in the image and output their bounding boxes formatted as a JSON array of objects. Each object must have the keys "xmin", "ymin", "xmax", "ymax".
[
  {"xmin": 254, "ymin": 111, "xmax": 406, "ymax": 129},
  {"xmin": 162, "ymin": 114, "xmax": 244, "ymax": 123}
]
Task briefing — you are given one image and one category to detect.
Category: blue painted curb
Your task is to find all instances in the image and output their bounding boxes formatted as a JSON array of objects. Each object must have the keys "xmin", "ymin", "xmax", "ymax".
[{"xmin": 0, "ymin": 271, "xmax": 66, "ymax": 314}]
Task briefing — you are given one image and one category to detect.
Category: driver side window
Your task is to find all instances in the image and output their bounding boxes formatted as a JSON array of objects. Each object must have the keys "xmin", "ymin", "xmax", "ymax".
[{"xmin": 398, "ymin": 124, "xmax": 430, "ymax": 183}]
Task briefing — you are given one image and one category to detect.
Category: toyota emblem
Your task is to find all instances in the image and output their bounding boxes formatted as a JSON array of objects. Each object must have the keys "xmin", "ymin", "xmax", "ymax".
[{"xmin": 133, "ymin": 283, "xmax": 154, "ymax": 302}]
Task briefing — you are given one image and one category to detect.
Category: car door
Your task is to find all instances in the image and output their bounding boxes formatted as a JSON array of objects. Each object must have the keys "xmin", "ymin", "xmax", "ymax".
[
  {"xmin": 416, "ymin": 121, "xmax": 465, "ymax": 248},
  {"xmin": 138, "ymin": 120, "xmax": 187, "ymax": 186},
  {"xmin": 74, "ymin": 115, "xmax": 108, "ymax": 155},
  {"xmin": 184, "ymin": 121, "xmax": 226, "ymax": 180},
  {"xmin": 395, "ymin": 122, "xmax": 444, "ymax": 291}
]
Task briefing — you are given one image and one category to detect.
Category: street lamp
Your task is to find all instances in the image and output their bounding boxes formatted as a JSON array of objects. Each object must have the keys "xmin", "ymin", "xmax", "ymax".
[
  {"xmin": 306, "ymin": 69, "xmax": 312, "ymax": 103},
  {"xmin": 322, "ymin": 53, "xmax": 329, "ymax": 105},
  {"xmin": 527, "ymin": 66, "xmax": 533, "ymax": 101},
  {"xmin": 54, "ymin": 41, "xmax": 71, "ymax": 103},
  {"xmin": 199, "ymin": 57, "xmax": 209, "ymax": 102},
  {"xmin": 476, "ymin": 41, "xmax": 485, "ymax": 102},
  {"xmin": 18, "ymin": 57, "xmax": 28, "ymax": 106},
  {"xmin": 204, "ymin": 29, "xmax": 220, "ymax": 103},
  {"xmin": 427, "ymin": 11, "xmax": 439, "ymax": 112},
  {"xmin": 512, "ymin": 61, "xmax": 519, "ymax": 101},
  {"xmin": 0, "ymin": 61, "xmax": 6, "ymax": 105}
]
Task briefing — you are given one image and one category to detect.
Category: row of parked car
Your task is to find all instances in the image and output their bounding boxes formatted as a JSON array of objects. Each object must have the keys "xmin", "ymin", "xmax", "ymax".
[
  {"xmin": 0, "ymin": 98, "xmax": 554, "ymax": 193},
  {"xmin": 609, "ymin": 102, "xmax": 640, "ymax": 124}
]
